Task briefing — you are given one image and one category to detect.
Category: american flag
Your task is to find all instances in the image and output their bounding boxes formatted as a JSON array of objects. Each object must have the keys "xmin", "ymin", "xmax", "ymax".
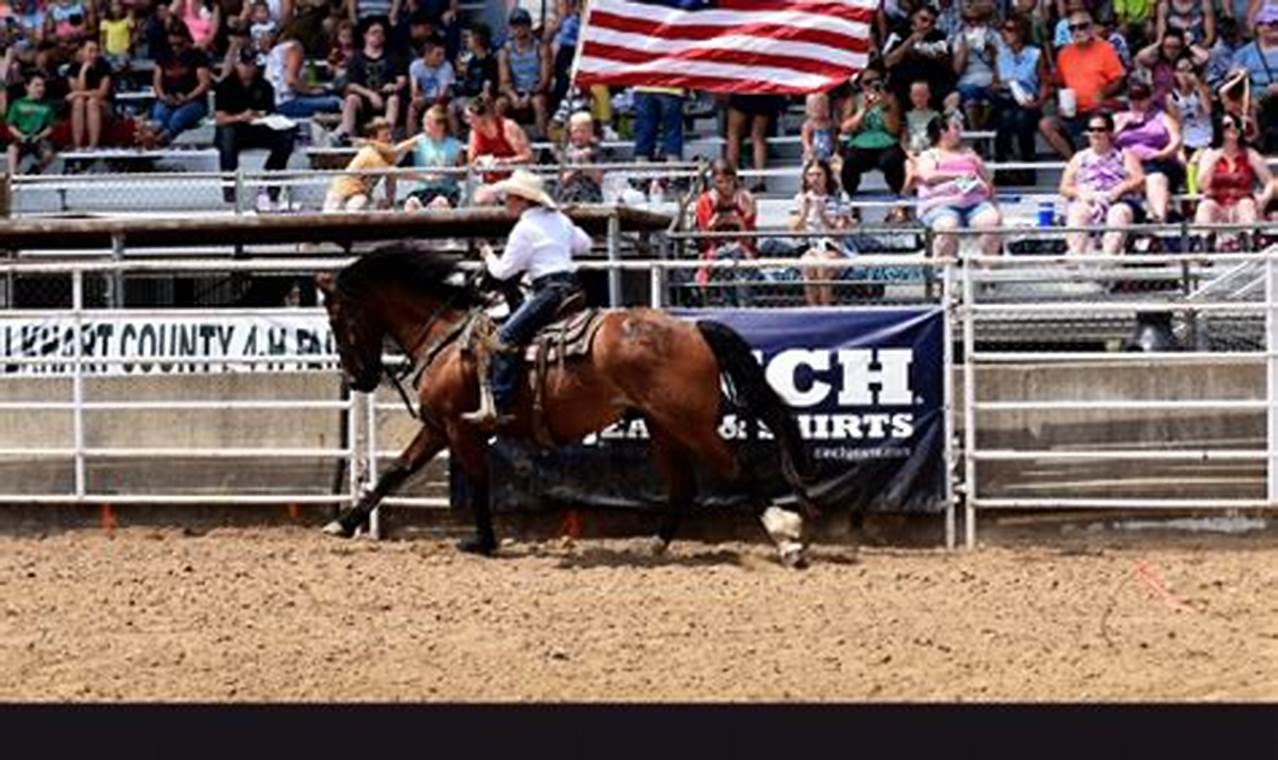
[{"xmin": 573, "ymin": 0, "xmax": 875, "ymax": 94}]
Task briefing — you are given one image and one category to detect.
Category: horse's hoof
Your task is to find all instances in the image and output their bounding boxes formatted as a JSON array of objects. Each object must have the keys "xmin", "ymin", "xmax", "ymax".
[
  {"xmin": 778, "ymin": 542, "xmax": 808, "ymax": 570},
  {"xmin": 457, "ymin": 535, "xmax": 498, "ymax": 556},
  {"xmin": 642, "ymin": 535, "xmax": 669, "ymax": 556},
  {"xmin": 322, "ymin": 520, "xmax": 354, "ymax": 538}
]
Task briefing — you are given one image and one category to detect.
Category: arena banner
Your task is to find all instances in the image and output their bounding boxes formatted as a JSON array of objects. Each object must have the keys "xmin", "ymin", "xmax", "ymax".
[
  {"xmin": 473, "ymin": 308, "xmax": 948, "ymax": 514},
  {"xmin": 0, "ymin": 315, "xmax": 336, "ymax": 376}
]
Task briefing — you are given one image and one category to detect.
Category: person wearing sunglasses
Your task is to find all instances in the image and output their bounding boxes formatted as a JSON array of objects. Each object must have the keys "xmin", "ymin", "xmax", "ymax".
[
  {"xmin": 1113, "ymin": 80, "xmax": 1184, "ymax": 223},
  {"xmin": 839, "ymin": 64, "xmax": 907, "ymax": 196},
  {"xmin": 1133, "ymin": 29, "xmax": 1209, "ymax": 105},
  {"xmin": 1192, "ymin": 114, "xmax": 1274, "ymax": 251},
  {"xmin": 1058, "ymin": 112, "xmax": 1147, "ymax": 255},
  {"xmin": 992, "ymin": 13, "xmax": 1050, "ymax": 185},
  {"xmin": 1039, "ymin": 10, "xmax": 1127, "ymax": 159}
]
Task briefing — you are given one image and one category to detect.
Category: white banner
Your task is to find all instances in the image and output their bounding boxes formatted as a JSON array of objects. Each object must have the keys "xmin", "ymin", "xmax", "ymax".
[{"xmin": 1, "ymin": 314, "xmax": 338, "ymax": 377}]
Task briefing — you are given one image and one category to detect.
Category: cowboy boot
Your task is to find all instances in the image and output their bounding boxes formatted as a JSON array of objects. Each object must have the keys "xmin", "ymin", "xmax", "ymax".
[{"xmin": 462, "ymin": 349, "xmax": 519, "ymax": 428}]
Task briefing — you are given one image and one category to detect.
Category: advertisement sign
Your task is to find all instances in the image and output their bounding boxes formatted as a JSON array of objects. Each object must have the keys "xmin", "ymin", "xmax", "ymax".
[{"xmin": 478, "ymin": 308, "xmax": 947, "ymax": 514}]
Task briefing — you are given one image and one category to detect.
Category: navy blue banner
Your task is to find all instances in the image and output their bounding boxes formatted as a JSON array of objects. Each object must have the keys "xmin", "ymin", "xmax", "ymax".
[{"xmin": 457, "ymin": 308, "xmax": 948, "ymax": 514}]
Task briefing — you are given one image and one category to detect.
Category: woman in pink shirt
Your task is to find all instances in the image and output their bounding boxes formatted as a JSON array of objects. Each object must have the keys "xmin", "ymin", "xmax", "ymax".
[
  {"xmin": 171, "ymin": 0, "xmax": 220, "ymax": 50},
  {"xmin": 910, "ymin": 113, "xmax": 1003, "ymax": 258}
]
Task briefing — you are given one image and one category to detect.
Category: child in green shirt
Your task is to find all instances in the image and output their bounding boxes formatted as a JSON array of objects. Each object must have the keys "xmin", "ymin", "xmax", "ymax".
[{"xmin": 6, "ymin": 74, "xmax": 56, "ymax": 174}]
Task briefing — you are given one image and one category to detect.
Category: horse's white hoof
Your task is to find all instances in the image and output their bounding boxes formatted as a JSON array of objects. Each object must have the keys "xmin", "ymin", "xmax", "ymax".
[
  {"xmin": 640, "ymin": 536, "xmax": 668, "ymax": 556},
  {"xmin": 778, "ymin": 540, "xmax": 808, "ymax": 569},
  {"xmin": 321, "ymin": 520, "xmax": 347, "ymax": 537}
]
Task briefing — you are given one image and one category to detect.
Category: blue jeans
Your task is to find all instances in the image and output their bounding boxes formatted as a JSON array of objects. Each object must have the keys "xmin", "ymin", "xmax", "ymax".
[
  {"xmin": 150, "ymin": 100, "xmax": 208, "ymax": 141},
  {"xmin": 491, "ymin": 273, "xmax": 579, "ymax": 412},
  {"xmin": 277, "ymin": 95, "xmax": 343, "ymax": 118},
  {"xmin": 632, "ymin": 91, "xmax": 684, "ymax": 161}
]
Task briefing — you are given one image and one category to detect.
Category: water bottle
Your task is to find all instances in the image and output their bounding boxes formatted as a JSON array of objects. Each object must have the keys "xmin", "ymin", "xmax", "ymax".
[
  {"xmin": 648, "ymin": 179, "xmax": 664, "ymax": 205},
  {"xmin": 1036, "ymin": 200, "xmax": 1055, "ymax": 227}
]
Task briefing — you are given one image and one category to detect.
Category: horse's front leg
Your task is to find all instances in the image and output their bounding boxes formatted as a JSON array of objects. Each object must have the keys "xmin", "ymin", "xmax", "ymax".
[
  {"xmin": 323, "ymin": 421, "xmax": 447, "ymax": 538},
  {"xmin": 445, "ymin": 423, "xmax": 498, "ymax": 555}
]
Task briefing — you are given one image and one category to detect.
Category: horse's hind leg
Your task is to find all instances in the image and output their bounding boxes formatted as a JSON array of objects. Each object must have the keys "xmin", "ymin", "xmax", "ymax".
[
  {"xmin": 323, "ymin": 421, "xmax": 447, "ymax": 538},
  {"xmin": 647, "ymin": 425, "xmax": 697, "ymax": 555},
  {"xmin": 657, "ymin": 415, "xmax": 807, "ymax": 568}
]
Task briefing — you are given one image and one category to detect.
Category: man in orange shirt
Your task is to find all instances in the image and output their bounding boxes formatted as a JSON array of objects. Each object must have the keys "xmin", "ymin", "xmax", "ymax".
[{"xmin": 1039, "ymin": 10, "xmax": 1127, "ymax": 158}]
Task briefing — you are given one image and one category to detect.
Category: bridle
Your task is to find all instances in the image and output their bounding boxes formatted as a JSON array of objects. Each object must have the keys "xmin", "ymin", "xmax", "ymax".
[{"xmin": 377, "ymin": 267, "xmax": 489, "ymax": 420}]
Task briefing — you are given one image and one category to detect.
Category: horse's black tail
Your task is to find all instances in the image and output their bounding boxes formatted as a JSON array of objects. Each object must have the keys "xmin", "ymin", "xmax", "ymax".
[{"xmin": 696, "ymin": 320, "xmax": 818, "ymax": 517}]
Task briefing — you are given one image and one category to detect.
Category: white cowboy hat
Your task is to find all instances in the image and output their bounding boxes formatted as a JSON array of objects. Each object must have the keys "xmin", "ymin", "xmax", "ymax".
[{"xmin": 491, "ymin": 169, "xmax": 557, "ymax": 209}]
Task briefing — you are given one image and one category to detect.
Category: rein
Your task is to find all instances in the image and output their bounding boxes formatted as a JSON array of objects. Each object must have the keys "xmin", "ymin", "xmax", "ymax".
[{"xmin": 381, "ymin": 268, "xmax": 487, "ymax": 420}]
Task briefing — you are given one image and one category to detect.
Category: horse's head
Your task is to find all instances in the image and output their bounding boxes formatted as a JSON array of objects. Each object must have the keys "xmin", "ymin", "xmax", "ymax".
[{"xmin": 315, "ymin": 272, "xmax": 383, "ymax": 393}]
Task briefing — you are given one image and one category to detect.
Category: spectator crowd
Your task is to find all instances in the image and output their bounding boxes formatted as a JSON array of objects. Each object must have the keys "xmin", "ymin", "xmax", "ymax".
[{"xmin": 1, "ymin": 0, "xmax": 1277, "ymax": 262}]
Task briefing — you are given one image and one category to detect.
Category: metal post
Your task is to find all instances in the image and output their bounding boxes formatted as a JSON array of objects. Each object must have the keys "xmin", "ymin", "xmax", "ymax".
[
  {"xmin": 234, "ymin": 169, "xmax": 245, "ymax": 216},
  {"xmin": 365, "ymin": 390, "xmax": 380, "ymax": 539},
  {"xmin": 72, "ymin": 270, "xmax": 86, "ymax": 501},
  {"xmin": 1267, "ymin": 254, "xmax": 1278, "ymax": 505},
  {"xmin": 961, "ymin": 246, "xmax": 977, "ymax": 550},
  {"xmin": 109, "ymin": 234, "xmax": 125, "ymax": 309},
  {"xmin": 941, "ymin": 259, "xmax": 956, "ymax": 550},
  {"xmin": 0, "ymin": 171, "xmax": 11, "ymax": 218},
  {"xmin": 649, "ymin": 261, "xmax": 664, "ymax": 308},
  {"xmin": 607, "ymin": 211, "xmax": 622, "ymax": 307},
  {"xmin": 346, "ymin": 387, "xmax": 360, "ymax": 512}
]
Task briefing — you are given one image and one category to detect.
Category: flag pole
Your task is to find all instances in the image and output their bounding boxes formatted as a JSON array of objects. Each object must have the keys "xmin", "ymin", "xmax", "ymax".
[{"xmin": 567, "ymin": 0, "xmax": 594, "ymax": 91}]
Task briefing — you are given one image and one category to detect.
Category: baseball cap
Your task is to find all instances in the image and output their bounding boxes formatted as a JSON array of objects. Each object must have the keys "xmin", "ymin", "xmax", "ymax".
[
  {"xmin": 1258, "ymin": 5, "xmax": 1278, "ymax": 24},
  {"xmin": 509, "ymin": 7, "xmax": 532, "ymax": 26}
]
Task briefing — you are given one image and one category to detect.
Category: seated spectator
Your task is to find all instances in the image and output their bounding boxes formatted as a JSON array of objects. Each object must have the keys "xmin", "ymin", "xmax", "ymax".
[
  {"xmin": 1113, "ymin": 80, "xmax": 1184, "ymax": 223},
  {"xmin": 839, "ymin": 65, "xmax": 907, "ymax": 195},
  {"xmin": 334, "ymin": 18, "xmax": 406, "ymax": 145},
  {"xmin": 1058, "ymin": 111, "xmax": 1147, "ymax": 255},
  {"xmin": 693, "ymin": 158, "xmax": 759, "ymax": 303},
  {"xmin": 1165, "ymin": 55, "xmax": 1212, "ymax": 172},
  {"xmin": 323, "ymin": 116, "xmax": 418, "ymax": 211},
  {"xmin": 327, "ymin": 19, "xmax": 357, "ymax": 85},
  {"xmin": 171, "ymin": 0, "xmax": 220, "ymax": 51},
  {"xmin": 1205, "ymin": 15, "xmax": 1240, "ymax": 89},
  {"xmin": 143, "ymin": 2, "xmax": 174, "ymax": 61},
  {"xmin": 449, "ymin": 21, "xmax": 497, "ymax": 134},
  {"xmin": 390, "ymin": 7, "xmax": 436, "ymax": 64},
  {"xmin": 1156, "ymin": 0, "xmax": 1216, "ymax": 48},
  {"xmin": 1040, "ymin": 9, "xmax": 1127, "ymax": 158},
  {"xmin": 1228, "ymin": 6, "xmax": 1278, "ymax": 152},
  {"xmin": 992, "ymin": 14, "xmax": 1050, "ymax": 183},
  {"xmin": 902, "ymin": 80, "xmax": 938, "ymax": 156},
  {"xmin": 1193, "ymin": 113, "xmax": 1274, "ymax": 250},
  {"xmin": 1115, "ymin": 0, "xmax": 1158, "ymax": 43},
  {"xmin": 214, "ymin": 47, "xmax": 296, "ymax": 210},
  {"xmin": 800, "ymin": 91, "xmax": 837, "ymax": 166},
  {"xmin": 1134, "ymin": 29, "xmax": 1208, "ymax": 104},
  {"xmin": 909, "ymin": 113, "xmax": 1002, "ymax": 258},
  {"xmin": 497, "ymin": 6, "xmax": 549, "ymax": 139},
  {"xmin": 883, "ymin": 5, "xmax": 956, "ymax": 111},
  {"xmin": 99, "ymin": 0, "xmax": 136, "ymax": 71},
  {"xmin": 142, "ymin": 24, "xmax": 212, "ymax": 146},
  {"xmin": 44, "ymin": 0, "xmax": 89, "ymax": 48},
  {"xmin": 790, "ymin": 159, "xmax": 854, "ymax": 306},
  {"xmin": 465, "ymin": 93, "xmax": 531, "ymax": 185},
  {"xmin": 267, "ymin": 23, "xmax": 343, "ymax": 118},
  {"xmin": 246, "ymin": 0, "xmax": 277, "ymax": 51},
  {"xmin": 405, "ymin": 33, "xmax": 452, "ymax": 135},
  {"xmin": 394, "ymin": 1, "xmax": 461, "ymax": 61},
  {"xmin": 5, "ymin": 71, "xmax": 54, "ymax": 173},
  {"xmin": 66, "ymin": 38, "xmax": 112, "ymax": 149},
  {"xmin": 403, "ymin": 103, "xmax": 464, "ymax": 210},
  {"xmin": 950, "ymin": 0, "xmax": 998, "ymax": 128},
  {"xmin": 554, "ymin": 110, "xmax": 601, "ymax": 204}
]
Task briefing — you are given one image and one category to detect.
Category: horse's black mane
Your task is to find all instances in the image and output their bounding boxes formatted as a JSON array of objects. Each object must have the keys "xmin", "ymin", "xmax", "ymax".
[{"xmin": 334, "ymin": 245, "xmax": 486, "ymax": 307}]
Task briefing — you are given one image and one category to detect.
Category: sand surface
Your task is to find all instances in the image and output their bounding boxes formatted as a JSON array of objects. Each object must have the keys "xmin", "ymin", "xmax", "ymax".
[{"xmin": 2, "ymin": 525, "xmax": 1275, "ymax": 701}]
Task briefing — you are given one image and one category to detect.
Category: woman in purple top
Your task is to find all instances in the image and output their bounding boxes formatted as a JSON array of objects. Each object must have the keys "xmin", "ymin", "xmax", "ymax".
[
  {"xmin": 1059, "ymin": 111, "xmax": 1147, "ymax": 255},
  {"xmin": 1113, "ymin": 80, "xmax": 1185, "ymax": 222}
]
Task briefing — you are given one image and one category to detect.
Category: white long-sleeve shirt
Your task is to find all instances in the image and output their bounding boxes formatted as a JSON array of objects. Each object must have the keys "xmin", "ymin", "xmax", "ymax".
[{"xmin": 485, "ymin": 206, "xmax": 589, "ymax": 282}]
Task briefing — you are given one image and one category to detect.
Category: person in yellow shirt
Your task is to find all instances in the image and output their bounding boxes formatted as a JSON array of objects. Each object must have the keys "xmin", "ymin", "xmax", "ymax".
[
  {"xmin": 322, "ymin": 117, "xmax": 419, "ymax": 211},
  {"xmin": 99, "ymin": 0, "xmax": 137, "ymax": 70}
]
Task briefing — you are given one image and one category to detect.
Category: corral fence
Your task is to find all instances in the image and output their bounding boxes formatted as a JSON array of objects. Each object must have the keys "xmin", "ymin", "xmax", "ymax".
[{"xmin": 3, "ymin": 218, "xmax": 1278, "ymax": 549}]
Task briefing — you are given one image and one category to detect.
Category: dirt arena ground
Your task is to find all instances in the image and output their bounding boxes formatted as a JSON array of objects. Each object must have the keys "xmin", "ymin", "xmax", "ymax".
[{"xmin": 1, "ymin": 516, "xmax": 1275, "ymax": 702}]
